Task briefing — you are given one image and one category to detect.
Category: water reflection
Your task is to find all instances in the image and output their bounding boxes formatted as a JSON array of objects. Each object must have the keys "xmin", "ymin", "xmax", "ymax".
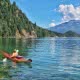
[
  {"xmin": 0, "ymin": 38, "xmax": 80, "ymax": 80},
  {"xmin": 0, "ymin": 61, "xmax": 32, "ymax": 80},
  {"xmin": 0, "ymin": 38, "xmax": 33, "ymax": 80},
  {"xmin": 0, "ymin": 38, "xmax": 37, "ymax": 55},
  {"xmin": 53, "ymin": 38, "xmax": 80, "ymax": 75},
  {"xmin": 0, "ymin": 62, "xmax": 12, "ymax": 80}
]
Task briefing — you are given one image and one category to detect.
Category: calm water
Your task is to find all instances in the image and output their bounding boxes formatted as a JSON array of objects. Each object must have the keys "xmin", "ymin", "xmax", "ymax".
[{"xmin": 0, "ymin": 38, "xmax": 80, "ymax": 80}]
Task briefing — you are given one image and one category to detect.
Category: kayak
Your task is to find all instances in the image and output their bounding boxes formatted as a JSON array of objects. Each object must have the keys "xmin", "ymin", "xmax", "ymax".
[{"xmin": 0, "ymin": 51, "xmax": 32, "ymax": 63}]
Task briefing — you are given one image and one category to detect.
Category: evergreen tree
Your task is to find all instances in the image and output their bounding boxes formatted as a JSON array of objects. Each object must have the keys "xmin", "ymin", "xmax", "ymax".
[{"xmin": 0, "ymin": 0, "xmax": 62, "ymax": 37}]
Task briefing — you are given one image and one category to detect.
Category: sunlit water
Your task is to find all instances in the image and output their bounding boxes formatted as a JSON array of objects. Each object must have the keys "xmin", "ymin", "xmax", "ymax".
[{"xmin": 0, "ymin": 37, "xmax": 80, "ymax": 80}]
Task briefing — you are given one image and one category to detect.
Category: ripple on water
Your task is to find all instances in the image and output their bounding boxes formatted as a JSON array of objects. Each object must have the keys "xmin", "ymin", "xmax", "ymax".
[{"xmin": 0, "ymin": 38, "xmax": 80, "ymax": 80}]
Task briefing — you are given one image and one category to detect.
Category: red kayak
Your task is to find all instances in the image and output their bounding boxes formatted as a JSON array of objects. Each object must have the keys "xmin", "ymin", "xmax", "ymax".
[{"xmin": 0, "ymin": 51, "xmax": 32, "ymax": 63}]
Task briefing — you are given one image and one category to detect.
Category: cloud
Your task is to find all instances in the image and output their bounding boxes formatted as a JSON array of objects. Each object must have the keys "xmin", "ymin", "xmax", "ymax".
[
  {"xmin": 58, "ymin": 4, "xmax": 80, "ymax": 22},
  {"xmin": 49, "ymin": 22, "xmax": 56, "ymax": 27}
]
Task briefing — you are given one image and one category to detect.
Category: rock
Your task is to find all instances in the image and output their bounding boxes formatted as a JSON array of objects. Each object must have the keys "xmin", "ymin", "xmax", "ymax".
[{"xmin": 16, "ymin": 29, "xmax": 37, "ymax": 38}]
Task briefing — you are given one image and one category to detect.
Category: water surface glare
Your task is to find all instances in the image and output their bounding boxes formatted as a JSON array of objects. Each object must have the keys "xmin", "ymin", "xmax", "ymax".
[{"xmin": 0, "ymin": 37, "xmax": 80, "ymax": 80}]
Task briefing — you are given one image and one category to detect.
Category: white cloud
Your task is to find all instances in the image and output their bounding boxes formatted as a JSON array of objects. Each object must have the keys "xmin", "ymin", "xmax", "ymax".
[
  {"xmin": 58, "ymin": 4, "xmax": 80, "ymax": 22},
  {"xmin": 49, "ymin": 22, "xmax": 56, "ymax": 27}
]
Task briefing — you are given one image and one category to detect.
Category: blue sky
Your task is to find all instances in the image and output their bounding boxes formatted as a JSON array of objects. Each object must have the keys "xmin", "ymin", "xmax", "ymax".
[{"xmin": 10, "ymin": 0, "xmax": 80, "ymax": 28}]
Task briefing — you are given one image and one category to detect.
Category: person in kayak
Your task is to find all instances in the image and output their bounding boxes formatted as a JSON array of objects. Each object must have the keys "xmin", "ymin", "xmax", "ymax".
[
  {"xmin": 11, "ymin": 49, "xmax": 23, "ymax": 59},
  {"xmin": 11, "ymin": 49, "xmax": 19, "ymax": 58}
]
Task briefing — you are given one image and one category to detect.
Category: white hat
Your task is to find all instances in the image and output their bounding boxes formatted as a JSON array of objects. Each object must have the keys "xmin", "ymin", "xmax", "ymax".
[{"xmin": 16, "ymin": 50, "xmax": 19, "ymax": 53}]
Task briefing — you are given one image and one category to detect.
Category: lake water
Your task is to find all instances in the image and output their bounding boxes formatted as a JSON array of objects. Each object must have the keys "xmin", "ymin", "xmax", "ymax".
[{"xmin": 0, "ymin": 37, "xmax": 80, "ymax": 80}]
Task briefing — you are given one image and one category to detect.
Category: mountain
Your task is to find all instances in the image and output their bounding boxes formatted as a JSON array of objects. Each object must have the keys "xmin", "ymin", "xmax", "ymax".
[
  {"xmin": 49, "ymin": 20, "xmax": 80, "ymax": 34},
  {"xmin": 0, "ymin": 0, "xmax": 62, "ymax": 38},
  {"xmin": 63, "ymin": 31, "xmax": 80, "ymax": 37}
]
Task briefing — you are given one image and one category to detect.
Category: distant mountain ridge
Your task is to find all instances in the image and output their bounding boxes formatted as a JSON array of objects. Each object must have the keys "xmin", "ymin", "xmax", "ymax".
[
  {"xmin": 63, "ymin": 31, "xmax": 80, "ymax": 37},
  {"xmin": 49, "ymin": 20, "xmax": 80, "ymax": 34}
]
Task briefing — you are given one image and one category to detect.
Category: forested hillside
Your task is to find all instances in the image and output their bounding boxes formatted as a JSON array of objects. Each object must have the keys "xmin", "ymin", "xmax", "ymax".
[{"xmin": 0, "ymin": 0, "xmax": 62, "ymax": 38}]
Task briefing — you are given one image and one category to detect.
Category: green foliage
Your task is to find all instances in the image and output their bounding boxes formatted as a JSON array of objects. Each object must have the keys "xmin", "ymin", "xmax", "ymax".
[{"xmin": 0, "ymin": 0, "xmax": 62, "ymax": 37}]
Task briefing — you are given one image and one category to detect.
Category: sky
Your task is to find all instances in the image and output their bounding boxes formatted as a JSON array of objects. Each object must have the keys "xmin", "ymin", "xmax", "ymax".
[{"xmin": 10, "ymin": 0, "xmax": 80, "ymax": 28}]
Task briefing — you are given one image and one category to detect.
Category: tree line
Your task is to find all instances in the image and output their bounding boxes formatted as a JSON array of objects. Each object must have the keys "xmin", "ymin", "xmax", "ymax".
[{"xmin": 0, "ymin": 0, "xmax": 62, "ymax": 38}]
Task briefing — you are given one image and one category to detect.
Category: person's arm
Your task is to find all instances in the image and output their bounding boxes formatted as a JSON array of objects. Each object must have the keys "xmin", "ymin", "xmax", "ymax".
[{"xmin": 10, "ymin": 52, "xmax": 15, "ymax": 58}]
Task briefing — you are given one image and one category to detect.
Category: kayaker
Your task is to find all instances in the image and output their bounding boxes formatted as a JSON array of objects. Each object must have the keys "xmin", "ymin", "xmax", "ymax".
[{"xmin": 11, "ymin": 49, "xmax": 19, "ymax": 58}]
